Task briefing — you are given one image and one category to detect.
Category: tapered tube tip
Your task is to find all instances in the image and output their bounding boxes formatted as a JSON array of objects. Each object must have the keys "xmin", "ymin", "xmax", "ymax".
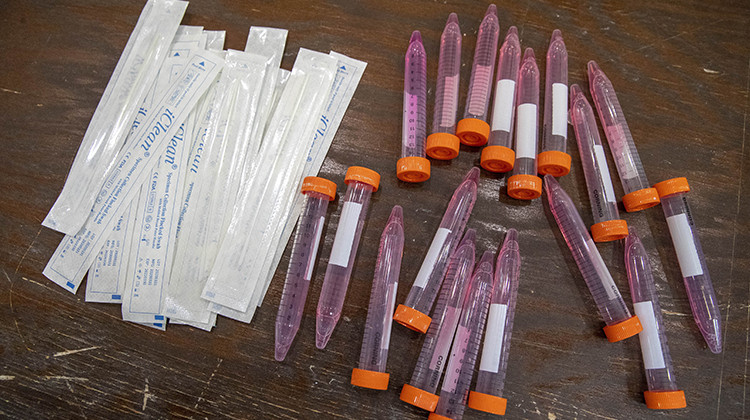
[
  {"xmin": 275, "ymin": 342, "xmax": 291, "ymax": 361},
  {"xmin": 543, "ymin": 174, "xmax": 560, "ymax": 199},
  {"xmin": 463, "ymin": 166, "xmax": 481, "ymax": 184},
  {"xmin": 522, "ymin": 47, "xmax": 536, "ymax": 61},
  {"xmin": 569, "ymin": 84, "xmax": 585, "ymax": 108},
  {"xmin": 587, "ymin": 60, "xmax": 602, "ymax": 78},
  {"xmin": 461, "ymin": 228, "xmax": 477, "ymax": 246},
  {"xmin": 486, "ymin": 4, "xmax": 497, "ymax": 16},
  {"xmin": 507, "ymin": 26, "xmax": 519, "ymax": 37},
  {"xmin": 624, "ymin": 226, "xmax": 641, "ymax": 249},
  {"xmin": 551, "ymin": 29, "xmax": 563, "ymax": 41},
  {"xmin": 446, "ymin": 12, "xmax": 459, "ymax": 25},
  {"xmin": 478, "ymin": 250, "xmax": 495, "ymax": 271},
  {"xmin": 707, "ymin": 334, "xmax": 722, "ymax": 354},
  {"xmin": 388, "ymin": 205, "xmax": 403, "ymax": 224},
  {"xmin": 410, "ymin": 30, "xmax": 422, "ymax": 45},
  {"xmin": 316, "ymin": 315, "xmax": 338, "ymax": 349},
  {"xmin": 505, "ymin": 228, "xmax": 518, "ymax": 244}
]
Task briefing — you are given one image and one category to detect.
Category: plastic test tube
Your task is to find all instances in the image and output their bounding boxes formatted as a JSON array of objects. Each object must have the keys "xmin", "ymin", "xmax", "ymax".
[
  {"xmin": 429, "ymin": 251, "xmax": 494, "ymax": 420},
  {"xmin": 426, "ymin": 13, "xmax": 462, "ymax": 161},
  {"xmin": 456, "ymin": 4, "xmax": 499, "ymax": 147},
  {"xmin": 469, "ymin": 229, "xmax": 520, "ymax": 416},
  {"xmin": 538, "ymin": 30, "xmax": 571, "ymax": 177},
  {"xmin": 654, "ymin": 177, "xmax": 721, "ymax": 353},
  {"xmin": 480, "ymin": 26, "xmax": 520, "ymax": 173},
  {"xmin": 588, "ymin": 61, "xmax": 660, "ymax": 212},
  {"xmin": 316, "ymin": 166, "xmax": 381, "ymax": 349},
  {"xmin": 400, "ymin": 229, "xmax": 476, "ymax": 412},
  {"xmin": 569, "ymin": 84, "xmax": 629, "ymax": 243},
  {"xmin": 625, "ymin": 227, "xmax": 687, "ymax": 409},
  {"xmin": 507, "ymin": 48, "xmax": 543, "ymax": 200},
  {"xmin": 393, "ymin": 167, "xmax": 480, "ymax": 333},
  {"xmin": 397, "ymin": 30, "xmax": 430, "ymax": 183},
  {"xmin": 275, "ymin": 176, "xmax": 337, "ymax": 361},
  {"xmin": 544, "ymin": 175, "xmax": 642, "ymax": 342},
  {"xmin": 351, "ymin": 206, "xmax": 404, "ymax": 390}
]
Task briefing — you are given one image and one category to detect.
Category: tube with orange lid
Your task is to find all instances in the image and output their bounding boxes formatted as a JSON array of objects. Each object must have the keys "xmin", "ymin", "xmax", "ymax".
[
  {"xmin": 569, "ymin": 84, "xmax": 628, "ymax": 243},
  {"xmin": 538, "ymin": 29, "xmax": 571, "ymax": 177},
  {"xmin": 625, "ymin": 227, "xmax": 687, "ymax": 409},
  {"xmin": 654, "ymin": 177, "xmax": 721, "ymax": 353},
  {"xmin": 397, "ymin": 31, "xmax": 430, "ymax": 183},
  {"xmin": 456, "ymin": 5, "xmax": 499, "ymax": 147},
  {"xmin": 426, "ymin": 13, "xmax": 462, "ymax": 161},
  {"xmin": 588, "ymin": 61, "xmax": 660, "ymax": 212},
  {"xmin": 351, "ymin": 206, "xmax": 404, "ymax": 390},
  {"xmin": 507, "ymin": 48, "xmax": 543, "ymax": 200}
]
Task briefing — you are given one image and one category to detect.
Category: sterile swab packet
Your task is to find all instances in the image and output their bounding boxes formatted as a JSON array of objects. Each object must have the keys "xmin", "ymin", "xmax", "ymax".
[{"xmin": 43, "ymin": 0, "xmax": 187, "ymax": 236}]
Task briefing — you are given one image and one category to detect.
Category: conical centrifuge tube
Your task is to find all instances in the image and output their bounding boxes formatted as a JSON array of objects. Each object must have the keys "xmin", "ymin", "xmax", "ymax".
[
  {"xmin": 397, "ymin": 31, "xmax": 430, "ymax": 182},
  {"xmin": 538, "ymin": 30, "xmax": 571, "ymax": 177}
]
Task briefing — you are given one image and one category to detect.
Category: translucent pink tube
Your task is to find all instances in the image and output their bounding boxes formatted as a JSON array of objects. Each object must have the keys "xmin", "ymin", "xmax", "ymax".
[
  {"xmin": 400, "ymin": 229, "xmax": 476, "ymax": 412},
  {"xmin": 456, "ymin": 4, "xmax": 499, "ymax": 147},
  {"xmin": 588, "ymin": 61, "xmax": 660, "ymax": 212},
  {"xmin": 538, "ymin": 30, "xmax": 571, "ymax": 177},
  {"xmin": 429, "ymin": 251, "xmax": 494, "ymax": 420},
  {"xmin": 481, "ymin": 26, "xmax": 520, "ymax": 173},
  {"xmin": 625, "ymin": 227, "xmax": 687, "ymax": 409},
  {"xmin": 507, "ymin": 48, "xmax": 543, "ymax": 200},
  {"xmin": 394, "ymin": 167, "xmax": 479, "ymax": 334},
  {"xmin": 275, "ymin": 177, "xmax": 336, "ymax": 361},
  {"xmin": 351, "ymin": 206, "xmax": 404, "ymax": 390},
  {"xmin": 569, "ymin": 84, "xmax": 629, "ymax": 243},
  {"xmin": 655, "ymin": 177, "xmax": 721, "ymax": 353},
  {"xmin": 469, "ymin": 229, "xmax": 519, "ymax": 416},
  {"xmin": 426, "ymin": 13, "xmax": 462, "ymax": 161},
  {"xmin": 544, "ymin": 175, "xmax": 642, "ymax": 342},
  {"xmin": 316, "ymin": 166, "xmax": 380, "ymax": 349},
  {"xmin": 397, "ymin": 31, "xmax": 430, "ymax": 183}
]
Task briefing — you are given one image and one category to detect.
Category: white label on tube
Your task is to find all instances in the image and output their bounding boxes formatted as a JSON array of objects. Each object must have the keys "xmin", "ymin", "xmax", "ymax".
[
  {"xmin": 594, "ymin": 145, "xmax": 616, "ymax": 203},
  {"xmin": 442, "ymin": 324, "xmax": 470, "ymax": 393},
  {"xmin": 633, "ymin": 301, "xmax": 666, "ymax": 369},
  {"xmin": 382, "ymin": 282, "xmax": 398, "ymax": 351},
  {"xmin": 587, "ymin": 239, "xmax": 621, "ymax": 300},
  {"xmin": 440, "ymin": 75, "xmax": 459, "ymax": 127},
  {"xmin": 413, "ymin": 228, "xmax": 452, "ymax": 289},
  {"xmin": 304, "ymin": 216, "xmax": 326, "ymax": 281},
  {"xmin": 552, "ymin": 83, "xmax": 568, "ymax": 137},
  {"xmin": 515, "ymin": 103, "xmax": 538, "ymax": 159},
  {"xmin": 430, "ymin": 306, "xmax": 460, "ymax": 371},
  {"xmin": 666, "ymin": 213, "xmax": 703, "ymax": 277},
  {"xmin": 491, "ymin": 79, "xmax": 516, "ymax": 132},
  {"xmin": 329, "ymin": 202, "xmax": 362, "ymax": 267},
  {"xmin": 479, "ymin": 303, "xmax": 508, "ymax": 373}
]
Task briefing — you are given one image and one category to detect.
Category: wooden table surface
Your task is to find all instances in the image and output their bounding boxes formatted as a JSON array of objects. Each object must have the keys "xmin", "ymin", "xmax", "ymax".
[{"xmin": 1, "ymin": 0, "xmax": 748, "ymax": 418}]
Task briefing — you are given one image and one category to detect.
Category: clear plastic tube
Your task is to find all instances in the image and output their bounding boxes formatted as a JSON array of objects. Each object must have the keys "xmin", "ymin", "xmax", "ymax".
[
  {"xmin": 507, "ymin": 48, "xmax": 543, "ymax": 200},
  {"xmin": 538, "ymin": 30, "xmax": 571, "ymax": 177},
  {"xmin": 275, "ymin": 177, "xmax": 336, "ymax": 361},
  {"xmin": 588, "ymin": 61, "xmax": 660, "ymax": 212},
  {"xmin": 655, "ymin": 178, "xmax": 721, "ymax": 353},
  {"xmin": 569, "ymin": 84, "xmax": 628, "ymax": 243},
  {"xmin": 351, "ymin": 206, "xmax": 404, "ymax": 390},
  {"xmin": 394, "ymin": 168, "xmax": 479, "ymax": 333},
  {"xmin": 625, "ymin": 227, "xmax": 687, "ymax": 409},
  {"xmin": 429, "ymin": 251, "xmax": 494, "ymax": 420},
  {"xmin": 456, "ymin": 5, "xmax": 499, "ymax": 147},
  {"xmin": 316, "ymin": 167, "xmax": 380, "ymax": 349},
  {"xmin": 426, "ymin": 14, "xmax": 462, "ymax": 161},
  {"xmin": 400, "ymin": 229, "xmax": 476, "ymax": 412},
  {"xmin": 544, "ymin": 175, "xmax": 642, "ymax": 342},
  {"xmin": 397, "ymin": 31, "xmax": 430, "ymax": 182},
  {"xmin": 469, "ymin": 229, "xmax": 520, "ymax": 416},
  {"xmin": 481, "ymin": 26, "xmax": 520, "ymax": 173}
]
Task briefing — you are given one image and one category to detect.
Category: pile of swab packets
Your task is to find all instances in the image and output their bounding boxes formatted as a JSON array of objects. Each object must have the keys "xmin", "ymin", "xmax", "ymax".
[{"xmin": 41, "ymin": 0, "xmax": 366, "ymax": 331}]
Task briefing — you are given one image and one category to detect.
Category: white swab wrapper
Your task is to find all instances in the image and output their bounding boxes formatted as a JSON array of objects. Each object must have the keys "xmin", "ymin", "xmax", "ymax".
[
  {"xmin": 43, "ymin": 0, "xmax": 187, "ymax": 236},
  {"xmin": 43, "ymin": 50, "xmax": 224, "ymax": 293}
]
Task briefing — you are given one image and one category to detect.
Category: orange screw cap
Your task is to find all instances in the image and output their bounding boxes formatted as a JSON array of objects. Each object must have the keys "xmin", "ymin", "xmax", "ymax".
[
  {"xmin": 396, "ymin": 156, "xmax": 430, "ymax": 183},
  {"xmin": 301, "ymin": 176, "xmax": 337, "ymax": 201},
  {"xmin": 480, "ymin": 145, "xmax": 515, "ymax": 173},
  {"xmin": 428, "ymin": 413, "xmax": 452, "ymax": 420},
  {"xmin": 426, "ymin": 132, "xmax": 460, "ymax": 160},
  {"xmin": 591, "ymin": 219, "xmax": 629, "ymax": 242},
  {"xmin": 468, "ymin": 391, "xmax": 507, "ymax": 415},
  {"xmin": 644, "ymin": 390, "xmax": 686, "ymax": 410},
  {"xmin": 393, "ymin": 304, "xmax": 431, "ymax": 333},
  {"xmin": 345, "ymin": 166, "xmax": 380, "ymax": 191},
  {"xmin": 622, "ymin": 187, "xmax": 660, "ymax": 212},
  {"xmin": 653, "ymin": 177, "xmax": 690, "ymax": 198},
  {"xmin": 507, "ymin": 174, "xmax": 543, "ymax": 200},
  {"xmin": 456, "ymin": 118, "xmax": 490, "ymax": 146},
  {"xmin": 400, "ymin": 383, "xmax": 439, "ymax": 412},
  {"xmin": 537, "ymin": 150, "xmax": 571, "ymax": 177},
  {"xmin": 351, "ymin": 368, "xmax": 389, "ymax": 390},
  {"xmin": 603, "ymin": 315, "xmax": 643, "ymax": 342}
]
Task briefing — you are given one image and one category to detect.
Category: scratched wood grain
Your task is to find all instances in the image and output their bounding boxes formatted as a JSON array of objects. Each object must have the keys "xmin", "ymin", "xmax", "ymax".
[{"xmin": 0, "ymin": 0, "xmax": 748, "ymax": 418}]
